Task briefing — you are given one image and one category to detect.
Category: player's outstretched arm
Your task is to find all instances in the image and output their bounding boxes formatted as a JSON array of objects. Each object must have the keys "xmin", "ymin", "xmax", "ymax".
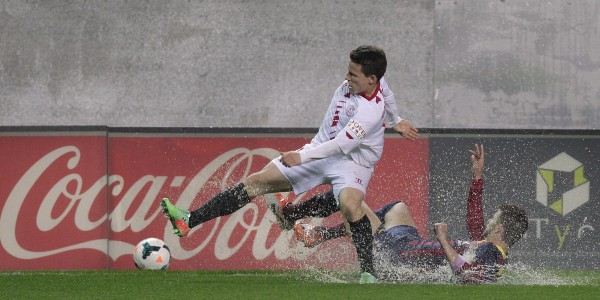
[
  {"xmin": 469, "ymin": 144, "xmax": 484, "ymax": 180},
  {"xmin": 392, "ymin": 119, "xmax": 419, "ymax": 141},
  {"xmin": 466, "ymin": 144, "xmax": 485, "ymax": 240},
  {"xmin": 280, "ymin": 138, "xmax": 343, "ymax": 168}
]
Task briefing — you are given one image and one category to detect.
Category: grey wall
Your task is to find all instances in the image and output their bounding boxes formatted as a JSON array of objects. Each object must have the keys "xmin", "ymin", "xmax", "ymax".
[
  {"xmin": 0, "ymin": 0, "xmax": 598, "ymax": 129},
  {"xmin": 435, "ymin": 0, "xmax": 600, "ymax": 129}
]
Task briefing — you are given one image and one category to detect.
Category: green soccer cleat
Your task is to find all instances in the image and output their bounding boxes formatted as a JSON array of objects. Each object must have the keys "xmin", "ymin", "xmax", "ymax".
[
  {"xmin": 160, "ymin": 198, "xmax": 191, "ymax": 237},
  {"xmin": 359, "ymin": 272, "xmax": 378, "ymax": 284}
]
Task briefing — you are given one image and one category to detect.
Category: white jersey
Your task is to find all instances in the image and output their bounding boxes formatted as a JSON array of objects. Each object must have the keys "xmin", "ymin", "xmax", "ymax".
[
  {"xmin": 381, "ymin": 77, "xmax": 402, "ymax": 127},
  {"xmin": 307, "ymin": 77, "xmax": 398, "ymax": 168}
]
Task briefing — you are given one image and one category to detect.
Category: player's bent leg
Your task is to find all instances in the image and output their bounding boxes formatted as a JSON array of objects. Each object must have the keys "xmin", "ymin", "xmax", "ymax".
[
  {"xmin": 348, "ymin": 215, "xmax": 375, "ymax": 274},
  {"xmin": 293, "ymin": 223, "xmax": 325, "ymax": 248},
  {"xmin": 286, "ymin": 190, "xmax": 339, "ymax": 219},
  {"xmin": 294, "ymin": 222, "xmax": 348, "ymax": 248},
  {"xmin": 243, "ymin": 162, "xmax": 293, "ymax": 197},
  {"xmin": 248, "ymin": 162, "xmax": 297, "ymax": 229},
  {"xmin": 338, "ymin": 188, "xmax": 376, "ymax": 277},
  {"xmin": 183, "ymin": 182, "xmax": 253, "ymax": 229},
  {"xmin": 361, "ymin": 201, "xmax": 383, "ymax": 235},
  {"xmin": 268, "ymin": 189, "xmax": 341, "ymax": 230},
  {"xmin": 338, "ymin": 188, "xmax": 365, "ymax": 222},
  {"xmin": 168, "ymin": 163, "xmax": 292, "ymax": 235},
  {"xmin": 383, "ymin": 202, "xmax": 417, "ymax": 230},
  {"xmin": 265, "ymin": 192, "xmax": 295, "ymax": 230}
]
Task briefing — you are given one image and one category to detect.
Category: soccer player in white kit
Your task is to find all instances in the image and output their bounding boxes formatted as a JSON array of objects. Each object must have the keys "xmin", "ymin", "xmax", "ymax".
[{"xmin": 161, "ymin": 45, "xmax": 419, "ymax": 282}]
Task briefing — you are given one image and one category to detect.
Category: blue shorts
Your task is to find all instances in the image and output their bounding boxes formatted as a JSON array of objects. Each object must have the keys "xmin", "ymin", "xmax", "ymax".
[
  {"xmin": 373, "ymin": 225, "xmax": 422, "ymax": 261},
  {"xmin": 374, "ymin": 225, "xmax": 451, "ymax": 271}
]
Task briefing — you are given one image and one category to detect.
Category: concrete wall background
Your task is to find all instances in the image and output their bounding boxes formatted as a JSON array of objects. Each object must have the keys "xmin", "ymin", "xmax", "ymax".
[
  {"xmin": 434, "ymin": 0, "xmax": 600, "ymax": 129},
  {"xmin": 0, "ymin": 0, "xmax": 598, "ymax": 129}
]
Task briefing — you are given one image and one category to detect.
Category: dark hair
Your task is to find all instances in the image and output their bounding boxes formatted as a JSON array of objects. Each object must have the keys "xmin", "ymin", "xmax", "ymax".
[
  {"xmin": 349, "ymin": 45, "xmax": 387, "ymax": 81},
  {"xmin": 499, "ymin": 204, "xmax": 528, "ymax": 247}
]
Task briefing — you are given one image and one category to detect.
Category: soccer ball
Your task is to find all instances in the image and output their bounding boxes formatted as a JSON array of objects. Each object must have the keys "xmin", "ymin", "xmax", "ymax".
[{"xmin": 133, "ymin": 238, "xmax": 171, "ymax": 270}]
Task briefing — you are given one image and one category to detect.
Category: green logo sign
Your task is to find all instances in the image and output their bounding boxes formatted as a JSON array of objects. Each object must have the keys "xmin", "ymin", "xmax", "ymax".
[{"xmin": 536, "ymin": 152, "xmax": 589, "ymax": 216}]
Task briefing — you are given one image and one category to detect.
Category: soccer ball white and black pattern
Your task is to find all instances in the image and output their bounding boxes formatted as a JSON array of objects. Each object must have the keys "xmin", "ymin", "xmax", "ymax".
[{"xmin": 133, "ymin": 238, "xmax": 171, "ymax": 270}]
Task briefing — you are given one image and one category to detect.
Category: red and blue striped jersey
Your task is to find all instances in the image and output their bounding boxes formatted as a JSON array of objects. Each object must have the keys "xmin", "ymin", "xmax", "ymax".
[{"xmin": 374, "ymin": 179, "xmax": 508, "ymax": 284}]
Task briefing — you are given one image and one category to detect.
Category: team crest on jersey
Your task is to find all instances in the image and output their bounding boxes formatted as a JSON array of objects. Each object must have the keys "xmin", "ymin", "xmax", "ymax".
[{"xmin": 346, "ymin": 105, "xmax": 356, "ymax": 117}]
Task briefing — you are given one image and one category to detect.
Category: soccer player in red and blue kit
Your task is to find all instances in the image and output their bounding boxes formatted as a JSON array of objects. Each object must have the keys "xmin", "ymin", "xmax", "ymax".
[{"xmin": 272, "ymin": 144, "xmax": 529, "ymax": 284}]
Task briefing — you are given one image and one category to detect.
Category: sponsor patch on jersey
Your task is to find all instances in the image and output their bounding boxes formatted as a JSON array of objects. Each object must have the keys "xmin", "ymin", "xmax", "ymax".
[{"xmin": 347, "ymin": 119, "xmax": 366, "ymax": 140}]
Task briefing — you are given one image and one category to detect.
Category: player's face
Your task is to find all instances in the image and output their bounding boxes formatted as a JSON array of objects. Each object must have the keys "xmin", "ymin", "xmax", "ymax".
[
  {"xmin": 345, "ymin": 61, "xmax": 373, "ymax": 95},
  {"xmin": 483, "ymin": 210, "xmax": 502, "ymax": 238}
]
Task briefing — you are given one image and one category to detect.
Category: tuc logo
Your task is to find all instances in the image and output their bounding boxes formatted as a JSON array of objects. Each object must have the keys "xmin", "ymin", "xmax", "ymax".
[{"xmin": 536, "ymin": 152, "xmax": 590, "ymax": 216}]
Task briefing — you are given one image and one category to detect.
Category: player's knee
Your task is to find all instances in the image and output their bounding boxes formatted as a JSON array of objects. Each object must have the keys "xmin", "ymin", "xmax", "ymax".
[
  {"xmin": 338, "ymin": 188, "xmax": 365, "ymax": 221},
  {"xmin": 244, "ymin": 163, "xmax": 291, "ymax": 195},
  {"xmin": 241, "ymin": 176, "xmax": 261, "ymax": 198},
  {"xmin": 385, "ymin": 202, "xmax": 416, "ymax": 228},
  {"xmin": 391, "ymin": 202, "xmax": 410, "ymax": 215}
]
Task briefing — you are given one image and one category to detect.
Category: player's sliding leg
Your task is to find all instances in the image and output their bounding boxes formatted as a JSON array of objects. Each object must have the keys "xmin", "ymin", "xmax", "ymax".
[
  {"xmin": 293, "ymin": 222, "xmax": 347, "ymax": 248},
  {"xmin": 188, "ymin": 183, "xmax": 251, "ymax": 227},
  {"xmin": 267, "ymin": 189, "xmax": 339, "ymax": 230},
  {"xmin": 162, "ymin": 162, "xmax": 292, "ymax": 237},
  {"xmin": 265, "ymin": 193, "xmax": 295, "ymax": 230},
  {"xmin": 286, "ymin": 190, "xmax": 340, "ymax": 219},
  {"xmin": 161, "ymin": 183, "xmax": 250, "ymax": 237}
]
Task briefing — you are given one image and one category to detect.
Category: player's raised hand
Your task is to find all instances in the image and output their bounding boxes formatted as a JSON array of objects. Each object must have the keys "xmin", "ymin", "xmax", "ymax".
[
  {"xmin": 393, "ymin": 119, "xmax": 419, "ymax": 141},
  {"xmin": 279, "ymin": 151, "xmax": 301, "ymax": 168},
  {"xmin": 469, "ymin": 144, "xmax": 484, "ymax": 180},
  {"xmin": 434, "ymin": 223, "xmax": 449, "ymax": 241}
]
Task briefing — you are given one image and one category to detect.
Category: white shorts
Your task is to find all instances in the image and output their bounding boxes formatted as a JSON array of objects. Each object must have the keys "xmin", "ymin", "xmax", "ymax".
[{"xmin": 272, "ymin": 153, "xmax": 373, "ymax": 205}]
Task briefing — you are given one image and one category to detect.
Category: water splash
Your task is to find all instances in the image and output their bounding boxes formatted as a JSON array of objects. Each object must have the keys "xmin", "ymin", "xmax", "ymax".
[
  {"xmin": 494, "ymin": 262, "xmax": 593, "ymax": 286},
  {"xmin": 290, "ymin": 258, "xmax": 594, "ymax": 285}
]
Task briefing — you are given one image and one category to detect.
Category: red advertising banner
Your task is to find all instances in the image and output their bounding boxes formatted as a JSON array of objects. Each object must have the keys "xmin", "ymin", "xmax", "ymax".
[
  {"xmin": 0, "ymin": 133, "xmax": 108, "ymax": 269},
  {"xmin": 0, "ymin": 132, "xmax": 429, "ymax": 270}
]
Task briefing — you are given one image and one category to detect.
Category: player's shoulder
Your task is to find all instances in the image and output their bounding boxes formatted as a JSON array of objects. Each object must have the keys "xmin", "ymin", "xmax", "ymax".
[
  {"xmin": 380, "ymin": 76, "xmax": 388, "ymax": 87},
  {"xmin": 477, "ymin": 242, "xmax": 498, "ymax": 251},
  {"xmin": 335, "ymin": 80, "xmax": 351, "ymax": 98},
  {"xmin": 475, "ymin": 242, "xmax": 504, "ymax": 260},
  {"xmin": 379, "ymin": 76, "xmax": 392, "ymax": 91}
]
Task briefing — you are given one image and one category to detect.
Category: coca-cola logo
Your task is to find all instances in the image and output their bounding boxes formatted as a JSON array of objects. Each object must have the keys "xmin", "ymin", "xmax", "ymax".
[{"xmin": 0, "ymin": 145, "xmax": 319, "ymax": 263}]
